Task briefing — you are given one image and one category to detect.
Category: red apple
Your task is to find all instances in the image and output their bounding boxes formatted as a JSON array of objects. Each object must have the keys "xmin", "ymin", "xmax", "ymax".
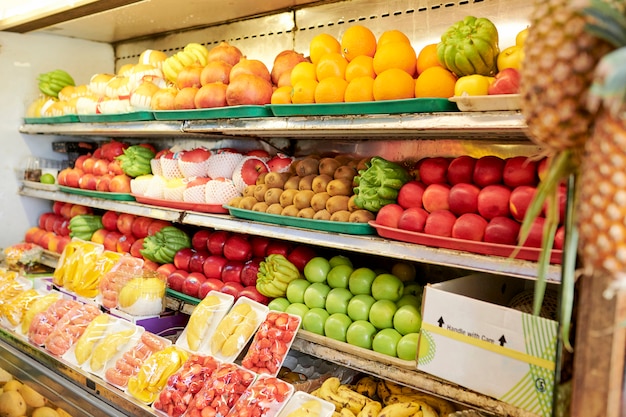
[
  {"xmin": 101, "ymin": 211, "xmax": 120, "ymax": 231},
  {"xmin": 65, "ymin": 168, "xmax": 83, "ymax": 188},
  {"xmin": 174, "ymin": 247, "xmax": 195, "ymax": 271},
  {"xmin": 180, "ymin": 147, "xmax": 211, "ymax": 163},
  {"xmin": 131, "ymin": 216, "xmax": 153, "ymax": 239},
  {"xmin": 200, "ymin": 60, "xmax": 232, "ymax": 85},
  {"xmin": 59, "ymin": 203, "xmax": 73, "ymax": 219},
  {"xmin": 46, "ymin": 234, "xmax": 61, "ymax": 253},
  {"xmin": 74, "ymin": 154, "xmax": 90, "ymax": 171},
  {"xmin": 240, "ymin": 258, "xmax": 262, "ymax": 287},
  {"xmin": 484, "ymin": 216, "xmax": 521, "ymax": 245},
  {"xmin": 56, "ymin": 169, "xmax": 68, "ymax": 186},
  {"xmin": 198, "ymin": 278, "xmax": 224, "ymax": 299},
  {"xmin": 103, "ymin": 231, "xmax": 123, "ymax": 252},
  {"xmin": 452, "ymin": 213, "xmax": 488, "ymax": 241},
  {"xmin": 167, "ymin": 269, "xmax": 189, "ymax": 293},
  {"xmin": 223, "ymin": 234, "xmax": 252, "ymax": 262},
  {"xmin": 143, "ymin": 259, "xmax": 159, "ymax": 271},
  {"xmin": 286, "ymin": 245, "xmax": 317, "ymax": 272},
  {"xmin": 250, "ymin": 236, "xmax": 271, "ymax": 258},
  {"xmin": 477, "ymin": 185, "xmax": 512, "ymax": 220},
  {"xmin": 246, "ymin": 149, "xmax": 271, "ymax": 159},
  {"xmin": 30, "ymin": 229, "xmax": 47, "ymax": 247},
  {"xmin": 521, "ymin": 217, "xmax": 546, "ymax": 248},
  {"xmin": 147, "ymin": 219, "xmax": 171, "ymax": 236},
  {"xmin": 182, "ymin": 272, "xmax": 207, "ymax": 298},
  {"xmin": 38, "ymin": 212, "xmax": 54, "ymax": 230},
  {"xmin": 554, "ymin": 225, "xmax": 565, "ymax": 250},
  {"xmin": 129, "ymin": 238, "xmax": 145, "ymax": 257},
  {"xmin": 100, "ymin": 140, "xmax": 129, "ymax": 161},
  {"xmin": 44, "ymin": 214, "xmax": 60, "ymax": 232},
  {"xmin": 116, "ymin": 234, "xmax": 136, "ymax": 253},
  {"xmin": 397, "ymin": 207, "xmax": 429, "ymax": 232},
  {"xmin": 202, "ymin": 255, "xmax": 229, "ymax": 279},
  {"xmin": 93, "ymin": 159, "xmax": 110, "ymax": 176},
  {"xmin": 96, "ymin": 174, "xmax": 112, "ymax": 192},
  {"xmin": 220, "ymin": 282, "xmax": 244, "ymax": 299},
  {"xmin": 418, "ymin": 157, "xmax": 450, "ymax": 185},
  {"xmin": 90, "ymin": 229, "xmax": 108, "ymax": 245},
  {"xmin": 39, "ymin": 231, "xmax": 56, "ymax": 250},
  {"xmin": 473, "ymin": 156, "xmax": 505, "ymax": 187},
  {"xmin": 69, "ymin": 204, "xmax": 91, "ymax": 218},
  {"xmin": 422, "ymin": 183, "xmax": 451, "ymax": 213},
  {"xmin": 189, "ymin": 250, "xmax": 210, "ymax": 273},
  {"xmin": 177, "ymin": 65, "xmax": 203, "ymax": 89},
  {"xmin": 116, "ymin": 213, "xmax": 136, "ymax": 235},
  {"xmin": 56, "ymin": 236, "xmax": 71, "ymax": 254},
  {"xmin": 207, "ymin": 230, "xmax": 231, "ymax": 255},
  {"xmin": 503, "ymin": 156, "xmax": 538, "ymax": 188},
  {"xmin": 375, "ymin": 203, "xmax": 405, "ymax": 229},
  {"xmin": 238, "ymin": 157, "xmax": 269, "ymax": 187},
  {"xmin": 191, "ymin": 229, "xmax": 212, "ymax": 251},
  {"xmin": 447, "ymin": 155, "xmax": 477, "ymax": 185},
  {"xmin": 488, "ymin": 68, "xmax": 521, "ymax": 95},
  {"xmin": 509, "ymin": 185, "xmax": 537, "ymax": 222},
  {"xmin": 424, "ymin": 209, "xmax": 457, "ymax": 237},
  {"xmin": 222, "ymin": 260, "xmax": 244, "ymax": 284},
  {"xmin": 108, "ymin": 159, "xmax": 124, "ymax": 176},
  {"xmin": 239, "ymin": 286, "xmax": 270, "ymax": 305},
  {"xmin": 24, "ymin": 227, "xmax": 44, "ymax": 244},
  {"xmin": 397, "ymin": 181, "xmax": 426, "ymax": 210},
  {"xmin": 448, "ymin": 183, "xmax": 480, "ymax": 215},
  {"xmin": 543, "ymin": 184, "xmax": 566, "ymax": 225},
  {"xmin": 78, "ymin": 173, "xmax": 98, "ymax": 190},
  {"xmin": 109, "ymin": 174, "xmax": 132, "ymax": 193},
  {"xmin": 264, "ymin": 240, "xmax": 292, "ymax": 257},
  {"xmin": 194, "ymin": 82, "xmax": 228, "ymax": 108},
  {"xmin": 52, "ymin": 201, "xmax": 65, "ymax": 215},
  {"xmin": 267, "ymin": 153, "xmax": 294, "ymax": 173},
  {"xmin": 82, "ymin": 158, "xmax": 96, "ymax": 174},
  {"xmin": 156, "ymin": 263, "xmax": 177, "ymax": 278}
]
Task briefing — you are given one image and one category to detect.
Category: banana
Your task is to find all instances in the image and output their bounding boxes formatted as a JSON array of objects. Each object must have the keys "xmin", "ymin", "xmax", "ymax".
[
  {"xmin": 176, "ymin": 50, "xmax": 196, "ymax": 67},
  {"xmin": 340, "ymin": 409, "xmax": 356, "ymax": 417},
  {"xmin": 90, "ymin": 328, "xmax": 135, "ymax": 371},
  {"xmin": 382, "ymin": 380, "xmax": 416, "ymax": 396},
  {"xmin": 186, "ymin": 294, "xmax": 222, "ymax": 350},
  {"xmin": 355, "ymin": 376, "xmax": 378, "ymax": 399},
  {"xmin": 337, "ymin": 385, "xmax": 371, "ymax": 414},
  {"xmin": 376, "ymin": 380, "xmax": 392, "ymax": 403},
  {"xmin": 220, "ymin": 306, "xmax": 257, "ymax": 356},
  {"xmin": 377, "ymin": 402, "xmax": 423, "ymax": 417},
  {"xmin": 384, "ymin": 394, "xmax": 456, "ymax": 417},
  {"xmin": 184, "ymin": 43, "xmax": 209, "ymax": 66},
  {"xmin": 74, "ymin": 314, "xmax": 110, "ymax": 365},
  {"xmin": 357, "ymin": 400, "xmax": 382, "ymax": 417}
]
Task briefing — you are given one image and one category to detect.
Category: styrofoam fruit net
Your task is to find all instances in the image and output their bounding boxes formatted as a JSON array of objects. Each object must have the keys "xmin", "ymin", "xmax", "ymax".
[
  {"xmin": 160, "ymin": 155, "xmax": 184, "ymax": 179},
  {"xmin": 163, "ymin": 178, "xmax": 186, "ymax": 201},
  {"xmin": 205, "ymin": 178, "xmax": 241, "ymax": 205},
  {"xmin": 150, "ymin": 159, "xmax": 162, "ymax": 176},
  {"xmin": 144, "ymin": 175, "xmax": 167, "ymax": 199},
  {"xmin": 178, "ymin": 159, "xmax": 210, "ymax": 178},
  {"xmin": 232, "ymin": 156, "xmax": 269, "ymax": 194},
  {"xmin": 183, "ymin": 182, "xmax": 208, "ymax": 203},
  {"xmin": 130, "ymin": 174, "xmax": 154, "ymax": 196},
  {"xmin": 206, "ymin": 152, "xmax": 245, "ymax": 179}
]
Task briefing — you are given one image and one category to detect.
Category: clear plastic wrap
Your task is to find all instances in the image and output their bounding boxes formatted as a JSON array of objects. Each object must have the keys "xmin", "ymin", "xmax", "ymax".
[
  {"xmin": 43, "ymin": 302, "xmax": 102, "ymax": 356},
  {"xmin": 27, "ymin": 298, "xmax": 80, "ymax": 346},
  {"xmin": 225, "ymin": 375, "xmax": 294, "ymax": 417}
]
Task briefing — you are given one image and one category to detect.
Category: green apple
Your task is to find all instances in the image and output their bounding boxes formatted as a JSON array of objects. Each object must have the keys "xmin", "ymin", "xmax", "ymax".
[
  {"xmin": 267, "ymin": 297, "xmax": 290, "ymax": 312},
  {"xmin": 285, "ymin": 302, "xmax": 310, "ymax": 323},
  {"xmin": 368, "ymin": 299, "xmax": 397, "ymax": 330},
  {"xmin": 348, "ymin": 267, "xmax": 377, "ymax": 295},
  {"xmin": 371, "ymin": 273, "xmax": 403, "ymax": 302},
  {"xmin": 372, "ymin": 328, "xmax": 403, "ymax": 357},
  {"xmin": 325, "ymin": 287, "xmax": 353, "ymax": 315},
  {"xmin": 393, "ymin": 304, "xmax": 422, "ymax": 335},
  {"xmin": 396, "ymin": 294, "xmax": 422, "ymax": 309},
  {"xmin": 402, "ymin": 281, "xmax": 423, "ymax": 297},
  {"xmin": 347, "ymin": 294, "xmax": 376, "ymax": 321},
  {"xmin": 302, "ymin": 307, "xmax": 330, "ymax": 335},
  {"xmin": 346, "ymin": 320, "xmax": 377, "ymax": 350},
  {"xmin": 326, "ymin": 264, "xmax": 354, "ymax": 289},
  {"xmin": 286, "ymin": 279, "xmax": 311, "ymax": 304},
  {"xmin": 304, "ymin": 256, "xmax": 332, "ymax": 283},
  {"xmin": 396, "ymin": 332, "xmax": 420, "ymax": 361},
  {"xmin": 324, "ymin": 313, "xmax": 353, "ymax": 342},
  {"xmin": 329, "ymin": 254, "xmax": 353, "ymax": 268},
  {"xmin": 303, "ymin": 282, "xmax": 331, "ymax": 309}
]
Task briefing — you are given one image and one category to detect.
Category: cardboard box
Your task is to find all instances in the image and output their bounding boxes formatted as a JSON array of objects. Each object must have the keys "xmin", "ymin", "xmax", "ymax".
[{"xmin": 417, "ymin": 273, "xmax": 558, "ymax": 417}]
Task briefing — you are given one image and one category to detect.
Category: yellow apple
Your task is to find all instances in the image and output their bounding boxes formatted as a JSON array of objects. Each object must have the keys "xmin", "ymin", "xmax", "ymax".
[
  {"xmin": 454, "ymin": 74, "xmax": 495, "ymax": 96},
  {"xmin": 516, "ymin": 27, "xmax": 529, "ymax": 47},
  {"xmin": 497, "ymin": 45, "xmax": 524, "ymax": 71}
]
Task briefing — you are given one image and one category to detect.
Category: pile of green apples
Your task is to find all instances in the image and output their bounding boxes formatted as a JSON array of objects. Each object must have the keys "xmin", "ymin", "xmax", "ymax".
[{"xmin": 267, "ymin": 255, "xmax": 423, "ymax": 361}]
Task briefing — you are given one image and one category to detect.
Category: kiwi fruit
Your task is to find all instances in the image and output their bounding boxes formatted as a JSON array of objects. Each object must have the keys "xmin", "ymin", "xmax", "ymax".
[
  {"xmin": 311, "ymin": 174, "xmax": 333, "ymax": 194},
  {"xmin": 347, "ymin": 194, "xmax": 359, "ymax": 211},
  {"xmin": 256, "ymin": 172, "xmax": 268, "ymax": 185},
  {"xmin": 294, "ymin": 157, "xmax": 320, "ymax": 177},
  {"xmin": 298, "ymin": 174, "xmax": 317, "ymax": 191},
  {"xmin": 349, "ymin": 209, "xmax": 375, "ymax": 223},
  {"xmin": 297, "ymin": 207, "xmax": 316, "ymax": 219},
  {"xmin": 326, "ymin": 178, "xmax": 354, "ymax": 196},
  {"xmin": 279, "ymin": 188, "xmax": 299, "ymax": 207},
  {"xmin": 283, "ymin": 175, "xmax": 301, "ymax": 190},
  {"xmin": 281, "ymin": 205, "xmax": 300, "ymax": 217},
  {"xmin": 313, "ymin": 209, "xmax": 332, "ymax": 220},
  {"xmin": 243, "ymin": 184, "xmax": 257, "ymax": 197},
  {"xmin": 334, "ymin": 154, "xmax": 354, "ymax": 165},
  {"xmin": 228, "ymin": 196, "xmax": 243, "ymax": 207},
  {"xmin": 310, "ymin": 192, "xmax": 331, "ymax": 212},
  {"xmin": 266, "ymin": 203, "xmax": 284, "ymax": 215},
  {"xmin": 264, "ymin": 172, "xmax": 290, "ymax": 189},
  {"xmin": 333, "ymin": 165, "xmax": 358, "ymax": 181},
  {"xmin": 318, "ymin": 158, "xmax": 342, "ymax": 176},
  {"xmin": 293, "ymin": 190, "xmax": 315, "ymax": 210},
  {"xmin": 356, "ymin": 157, "xmax": 372, "ymax": 171},
  {"xmin": 252, "ymin": 201, "xmax": 269, "ymax": 212},
  {"xmin": 330, "ymin": 210, "xmax": 351, "ymax": 222},
  {"xmin": 253, "ymin": 184, "xmax": 269, "ymax": 201},
  {"xmin": 264, "ymin": 187, "xmax": 283, "ymax": 205},
  {"xmin": 238, "ymin": 196, "xmax": 259, "ymax": 210},
  {"xmin": 326, "ymin": 195, "xmax": 350, "ymax": 213}
]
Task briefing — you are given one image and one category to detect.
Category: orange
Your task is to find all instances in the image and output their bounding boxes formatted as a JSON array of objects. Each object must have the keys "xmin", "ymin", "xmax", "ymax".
[
  {"xmin": 416, "ymin": 43, "xmax": 443, "ymax": 75},
  {"xmin": 372, "ymin": 41, "xmax": 417, "ymax": 77},
  {"xmin": 344, "ymin": 76, "xmax": 375, "ymax": 102},
  {"xmin": 372, "ymin": 68, "xmax": 415, "ymax": 101},
  {"xmin": 345, "ymin": 55, "xmax": 375, "ymax": 82},
  {"xmin": 314, "ymin": 77, "xmax": 349, "ymax": 103},
  {"xmin": 414, "ymin": 66, "xmax": 457, "ymax": 98},
  {"xmin": 290, "ymin": 61, "xmax": 317, "ymax": 86},
  {"xmin": 316, "ymin": 52, "xmax": 348, "ymax": 80},
  {"xmin": 309, "ymin": 33, "xmax": 341, "ymax": 64},
  {"xmin": 291, "ymin": 78, "xmax": 319, "ymax": 104},
  {"xmin": 340, "ymin": 25, "xmax": 377, "ymax": 61},
  {"xmin": 377, "ymin": 29, "xmax": 411, "ymax": 47},
  {"xmin": 271, "ymin": 85, "xmax": 293, "ymax": 104}
]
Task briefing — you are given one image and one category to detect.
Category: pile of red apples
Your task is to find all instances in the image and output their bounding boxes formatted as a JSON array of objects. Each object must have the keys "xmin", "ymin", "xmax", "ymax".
[{"xmin": 375, "ymin": 155, "xmax": 566, "ymax": 249}]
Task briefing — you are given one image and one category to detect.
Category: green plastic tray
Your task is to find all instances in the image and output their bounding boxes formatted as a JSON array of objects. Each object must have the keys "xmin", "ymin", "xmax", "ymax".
[
  {"xmin": 77, "ymin": 111, "xmax": 154, "ymax": 122},
  {"xmin": 152, "ymin": 105, "xmax": 273, "ymax": 120},
  {"xmin": 268, "ymin": 98, "xmax": 459, "ymax": 116},
  {"xmin": 167, "ymin": 288, "xmax": 200, "ymax": 305},
  {"xmin": 23, "ymin": 115, "xmax": 79, "ymax": 124},
  {"xmin": 225, "ymin": 205, "xmax": 375, "ymax": 235},
  {"xmin": 59, "ymin": 186, "xmax": 136, "ymax": 201}
]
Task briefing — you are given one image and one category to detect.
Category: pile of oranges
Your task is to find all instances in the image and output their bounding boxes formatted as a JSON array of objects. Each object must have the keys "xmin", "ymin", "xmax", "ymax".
[{"xmin": 271, "ymin": 26, "xmax": 457, "ymax": 104}]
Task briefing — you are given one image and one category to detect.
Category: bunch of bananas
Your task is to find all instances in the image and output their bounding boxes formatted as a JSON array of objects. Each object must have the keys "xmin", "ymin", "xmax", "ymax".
[
  {"xmin": 256, "ymin": 254, "xmax": 302, "ymax": 298},
  {"xmin": 115, "ymin": 145, "xmax": 156, "ymax": 178},
  {"xmin": 37, "ymin": 69, "xmax": 75, "ymax": 98},
  {"xmin": 68, "ymin": 214, "xmax": 103, "ymax": 241},
  {"xmin": 211, "ymin": 302, "xmax": 258, "ymax": 357},
  {"xmin": 127, "ymin": 345, "xmax": 189, "ymax": 404},
  {"xmin": 162, "ymin": 43, "xmax": 210, "ymax": 83},
  {"xmin": 140, "ymin": 226, "xmax": 191, "ymax": 265}
]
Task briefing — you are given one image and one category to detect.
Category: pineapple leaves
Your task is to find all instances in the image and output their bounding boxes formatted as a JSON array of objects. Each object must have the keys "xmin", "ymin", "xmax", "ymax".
[
  {"xmin": 583, "ymin": 0, "xmax": 626, "ymax": 48},
  {"xmin": 559, "ymin": 175, "xmax": 579, "ymax": 353}
]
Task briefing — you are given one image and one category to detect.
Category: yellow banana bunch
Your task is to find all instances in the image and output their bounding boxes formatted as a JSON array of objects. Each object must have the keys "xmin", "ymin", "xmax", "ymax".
[
  {"xmin": 211, "ymin": 302, "xmax": 257, "ymax": 356},
  {"xmin": 314, "ymin": 377, "xmax": 374, "ymax": 415},
  {"xmin": 357, "ymin": 400, "xmax": 382, "ymax": 417},
  {"xmin": 354, "ymin": 376, "xmax": 378, "ymax": 399},
  {"xmin": 21, "ymin": 292, "xmax": 61, "ymax": 334},
  {"xmin": 127, "ymin": 345, "xmax": 189, "ymax": 404},
  {"xmin": 162, "ymin": 42, "xmax": 209, "ymax": 83},
  {"xmin": 74, "ymin": 314, "xmax": 110, "ymax": 365},
  {"xmin": 1, "ymin": 289, "xmax": 40, "ymax": 327},
  {"xmin": 287, "ymin": 399, "xmax": 323, "ymax": 417},
  {"xmin": 186, "ymin": 294, "xmax": 222, "ymax": 351},
  {"xmin": 90, "ymin": 328, "xmax": 136, "ymax": 371},
  {"xmin": 383, "ymin": 394, "xmax": 455, "ymax": 417},
  {"xmin": 378, "ymin": 401, "xmax": 437, "ymax": 417}
]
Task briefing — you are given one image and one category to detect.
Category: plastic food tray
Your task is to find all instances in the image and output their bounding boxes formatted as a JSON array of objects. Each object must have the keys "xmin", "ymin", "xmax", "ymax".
[
  {"xmin": 23, "ymin": 115, "xmax": 80, "ymax": 124},
  {"xmin": 152, "ymin": 105, "xmax": 273, "ymax": 120},
  {"xmin": 449, "ymin": 94, "xmax": 521, "ymax": 111},
  {"xmin": 132, "ymin": 194, "xmax": 229, "ymax": 213},
  {"xmin": 269, "ymin": 97, "xmax": 458, "ymax": 116},
  {"xmin": 77, "ymin": 111, "xmax": 154, "ymax": 122},
  {"xmin": 369, "ymin": 221, "xmax": 563, "ymax": 264},
  {"xmin": 225, "ymin": 206, "xmax": 375, "ymax": 235},
  {"xmin": 59, "ymin": 186, "xmax": 136, "ymax": 201}
]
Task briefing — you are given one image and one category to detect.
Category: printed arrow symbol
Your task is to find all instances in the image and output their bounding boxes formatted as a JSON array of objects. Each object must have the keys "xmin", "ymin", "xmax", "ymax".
[
  {"xmin": 499, "ymin": 335, "xmax": 507, "ymax": 346},
  {"xmin": 438, "ymin": 316, "xmax": 444, "ymax": 327}
]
